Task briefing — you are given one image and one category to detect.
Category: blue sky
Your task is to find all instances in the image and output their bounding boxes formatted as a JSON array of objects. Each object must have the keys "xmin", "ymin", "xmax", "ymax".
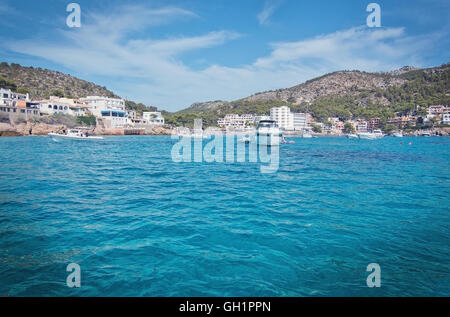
[{"xmin": 0, "ymin": 0, "xmax": 449, "ymax": 111}]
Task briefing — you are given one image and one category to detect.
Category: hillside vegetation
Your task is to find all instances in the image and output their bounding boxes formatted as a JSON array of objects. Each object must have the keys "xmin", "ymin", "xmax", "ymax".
[
  {"xmin": 166, "ymin": 63, "xmax": 450, "ymax": 126},
  {"xmin": 0, "ymin": 61, "xmax": 118, "ymax": 99}
]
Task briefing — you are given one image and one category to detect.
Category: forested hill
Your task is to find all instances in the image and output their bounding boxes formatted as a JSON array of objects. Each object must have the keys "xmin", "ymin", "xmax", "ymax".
[
  {"xmin": 165, "ymin": 63, "xmax": 450, "ymax": 126},
  {"xmin": 0, "ymin": 62, "xmax": 118, "ymax": 99}
]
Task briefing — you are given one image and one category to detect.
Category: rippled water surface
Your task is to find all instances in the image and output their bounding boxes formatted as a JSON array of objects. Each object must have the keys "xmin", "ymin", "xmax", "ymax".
[{"xmin": 0, "ymin": 135, "xmax": 449, "ymax": 296}]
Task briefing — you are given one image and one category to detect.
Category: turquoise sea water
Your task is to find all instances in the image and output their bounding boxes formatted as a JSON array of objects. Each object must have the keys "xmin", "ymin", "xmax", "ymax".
[{"xmin": 0, "ymin": 135, "xmax": 449, "ymax": 296}]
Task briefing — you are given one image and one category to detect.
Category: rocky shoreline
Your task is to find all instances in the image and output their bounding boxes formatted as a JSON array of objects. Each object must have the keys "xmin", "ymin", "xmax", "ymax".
[{"xmin": 0, "ymin": 122, "xmax": 174, "ymax": 136}]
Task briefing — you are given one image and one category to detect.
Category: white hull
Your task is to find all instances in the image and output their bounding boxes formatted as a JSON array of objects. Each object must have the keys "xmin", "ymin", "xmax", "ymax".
[
  {"xmin": 392, "ymin": 132, "xmax": 403, "ymax": 138},
  {"xmin": 358, "ymin": 132, "xmax": 383, "ymax": 139},
  {"xmin": 347, "ymin": 134, "xmax": 358, "ymax": 139},
  {"xmin": 358, "ymin": 133, "xmax": 377, "ymax": 140},
  {"xmin": 48, "ymin": 133, "xmax": 104, "ymax": 140}
]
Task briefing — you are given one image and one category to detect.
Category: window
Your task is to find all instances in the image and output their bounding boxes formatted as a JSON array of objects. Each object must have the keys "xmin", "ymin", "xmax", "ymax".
[{"xmin": 53, "ymin": 105, "xmax": 57, "ymax": 110}]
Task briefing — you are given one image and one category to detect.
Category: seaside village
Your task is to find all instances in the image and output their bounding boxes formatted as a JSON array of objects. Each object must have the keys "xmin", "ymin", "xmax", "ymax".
[
  {"xmin": 215, "ymin": 105, "xmax": 450, "ymax": 136},
  {"xmin": 0, "ymin": 87, "xmax": 165, "ymax": 135},
  {"xmin": 0, "ymin": 86, "xmax": 449, "ymax": 137}
]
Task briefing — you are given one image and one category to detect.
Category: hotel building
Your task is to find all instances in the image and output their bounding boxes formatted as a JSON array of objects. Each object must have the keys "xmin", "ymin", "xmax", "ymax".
[
  {"xmin": 270, "ymin": 106, "xmax": 294, "ymax": 130},
  {"xmin": 81, "ymin": 96, "xmax": 126, "ymax": 117},
  {"xmin": 217, "ymin": 114, "xmax": 255, "ymax": 129},
  {"xmin": 81, "ymin": 96, "xmax": 127, "ymax": 128}
]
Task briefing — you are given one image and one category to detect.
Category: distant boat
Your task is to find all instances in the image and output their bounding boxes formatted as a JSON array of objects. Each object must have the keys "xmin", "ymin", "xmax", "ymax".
[
  {"xmin": 422, "ymin": 131, "xmax": 431, "ymax": 137},
  {"xmin": 392, "ymin": 131, "xmax": 403, "ymax": 138},
  {"xmin": 281, "ymin": 137, "xmax": 295, "ymax": 144},
  {"xmin": 301, "ymin": 129, "xmax": 313, "ymax": 138},
  {"xmin": 358, "ymin": 129, "xmax": 384, "ymax": 140},
  {"xmin": 347, "ymin": 133, "xmax": 358, "ymax": 139},
  {"xmin": 48, "ymin": 129, "xmax": 104, "ymax": 140}
]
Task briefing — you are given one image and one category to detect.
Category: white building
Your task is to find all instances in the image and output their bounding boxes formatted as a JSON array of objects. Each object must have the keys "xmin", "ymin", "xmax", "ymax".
[
  {"xmin": 99, "ymin": 110, "xmax": 127, "ymax": 128},
  {"xmin": 270, "ymin": 106, "xmax": 294, "ymax": 130},
  {"xmin": 39, "ymin": 101, "xmax": 71, "ymax": 115},
  {"xmin": 293, "ymin": 113, "xmax": 308, "ymax": 131},
  {"xmin": 38, "ymin": 97, "xmax": 89, "ymax": 116},
  {"xmin": 0, "ymin": 88, "xmax": 39, "ymax": 117},
  {"xmin": 143, "ymin": 111, "xmax": 165, "ymax": 125},
  {"xmin": 254, "ymin": 115, "xmax": 271, "ymax": 124},
  {"xmin": 217, "ymin": 114, "xmax": 255, "ymax": 129},
  {"xmin": 81, "ymin": 96, "xmax": 125, "ymax": 117},
  {"xmin": 0, "ymin": 88, "xmax": 29, "ymax": 106},
  {"xmin": 443, "ymin": 113, "xmax": 450, "ymax": 125}
]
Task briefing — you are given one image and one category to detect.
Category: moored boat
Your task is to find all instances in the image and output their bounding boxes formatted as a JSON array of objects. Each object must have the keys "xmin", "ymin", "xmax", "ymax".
[
  {"xmin": 358, "ymin": 129, "xmax": 384, "ymax": 140},
  {"xmin": 256, "ymin": 120, "xmax": 282, "ymax": 146},
  {"xmin": 48, "ymin": 129, "xmax": 104, "ymax": 140}
]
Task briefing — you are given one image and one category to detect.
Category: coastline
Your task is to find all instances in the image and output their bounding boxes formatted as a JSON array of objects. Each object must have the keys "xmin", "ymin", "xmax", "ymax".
[{"xmin": 1, "ymin": 121, "xmax": 449, "ymax": 137}]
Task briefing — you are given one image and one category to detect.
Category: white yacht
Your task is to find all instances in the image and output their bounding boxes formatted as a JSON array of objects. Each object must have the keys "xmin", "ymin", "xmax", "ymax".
[
  {"xmin": 48, "ymin": 129, "xmax": 104, "ymax": 140},
  {"xmin": 392, "ymin": 131, "xmax": 403, "ymax": 138},
  {"xmin": 256, "ymin": 120, "xmax": 282, "ymax": 146},
  {"xmin": 347, "ymin": 133, "xmax": 358, "ymax": 139},
  {"xmin": 358, "ymin": 129, "xmax": 384, "ymax": 140}
]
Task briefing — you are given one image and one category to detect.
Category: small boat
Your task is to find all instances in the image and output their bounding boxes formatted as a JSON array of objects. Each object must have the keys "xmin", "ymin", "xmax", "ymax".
[
  {"xmin": 392, "ymin": 131, "xmax": 403, "ymax": 138},
  {"xmin": 48, "ymin": 129, "xmax": 104, "ymax": 140},
  {"xmin": 281, "ymin": 137, "xmax": 295, "ymax": 144},
  {"xmin": 301, "ymin": 129, "xmax": 313, "ymax": 138},
  {"xmin": 347, "ymin": 133, "xmax": 358, "ymax": 139},
  {"xmin": 422, "ymin": 131, "xmax": 431, "ymax": 137},
  {"xmin": 256, "ymin": 120, "xmax": 282, "ymax": 146}
]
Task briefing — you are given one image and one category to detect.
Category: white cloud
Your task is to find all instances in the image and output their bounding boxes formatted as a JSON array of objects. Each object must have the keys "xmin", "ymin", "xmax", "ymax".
[
  {"xmin": 5, "ymin": 4, "xmax": 445, "ymax": 111},
  {"xmin": 257, "ymin": 0, "xmax": 282, "ymax": 25}
]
